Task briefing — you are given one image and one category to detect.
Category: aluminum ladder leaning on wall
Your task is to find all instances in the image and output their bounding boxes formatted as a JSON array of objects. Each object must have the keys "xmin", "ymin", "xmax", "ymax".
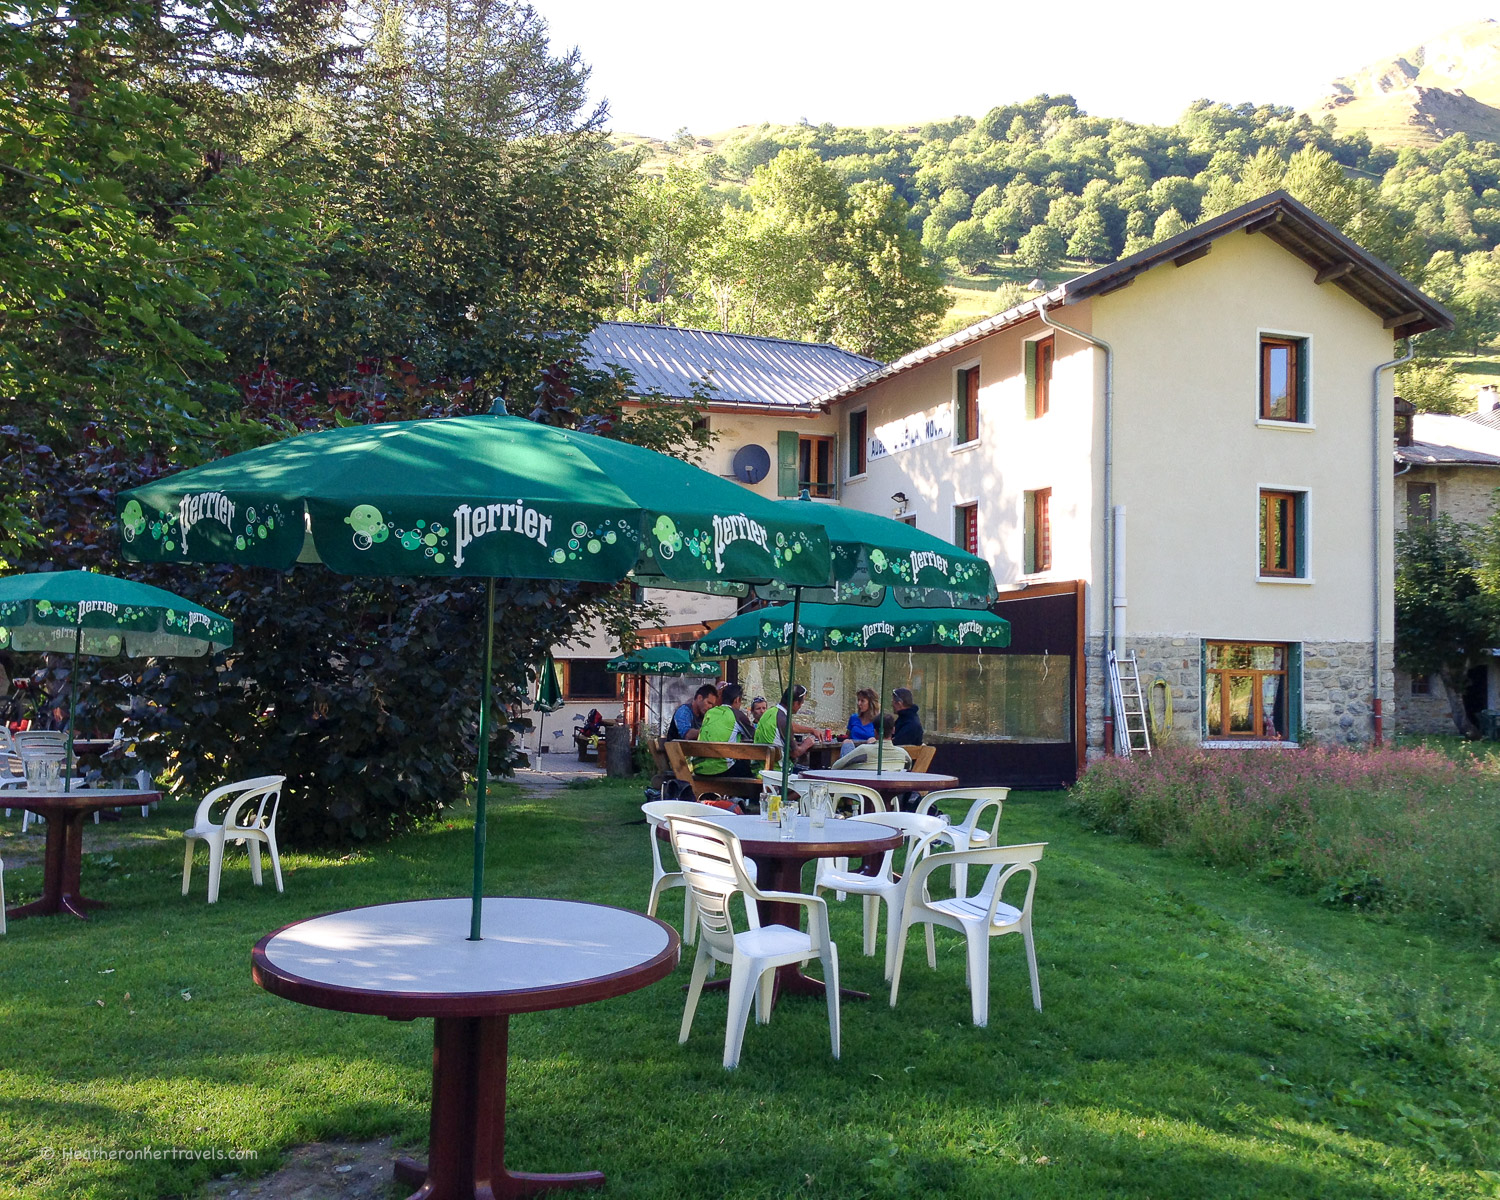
[{"xmin": 1107, "ymin": 650, "xmax": 1152, "ymax": 759}]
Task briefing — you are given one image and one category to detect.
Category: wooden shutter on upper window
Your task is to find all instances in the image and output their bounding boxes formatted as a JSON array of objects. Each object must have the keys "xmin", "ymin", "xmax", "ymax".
[
  {"xmin": 776, "ymin": 430, "xmax": 799, "ymax": 497},
  {"xmin": 965, "ymin": 368, "xmax": 980, "ymax": 442},
  {"xmin": 1024, "ymin": 342, "xmax": 1038, "ymax": 419}
]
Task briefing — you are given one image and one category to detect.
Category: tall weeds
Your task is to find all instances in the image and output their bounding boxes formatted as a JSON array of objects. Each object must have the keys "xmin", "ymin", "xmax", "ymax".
[{"xmin": 1067, "ymin": 746, "xmax": 1500, "ymax": 935}]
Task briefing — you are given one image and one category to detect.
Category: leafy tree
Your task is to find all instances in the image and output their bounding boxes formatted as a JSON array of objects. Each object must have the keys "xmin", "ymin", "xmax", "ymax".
[
  {"xmin": 812, "ymin": 181, "xmax": 947, "ymax": 359},
  {"xmin": 1014, "ymin": 222, "xmax": 1065, "ymax": 274},
  {"xmin": 945, "ymin": 218, "xmax": 995, "ymax": 273},
  {"xmin": 1395, "ymin": 360, "xmax": 1468, "ymax": 414},
  {"xmin": 607, "ymin": 163, "xmax": 721, "ymax": 324},
  {"xmin": 1067, "ymin": 207, "xmax": 1111, "ymax": 263},
  {"xmin": 689, "ymin": 151, "xmax": 944, "ymax": 359},
  {"xmin": 1153, "ymin": 208, "xmax": 1189, "ymax": 242},
  {"xmin": 1399, "ymin": 515, "xmax": 1500, "ymax": 736},
  {"xmin": 0, "ymin": 0, "xmax": 338, "ymax": 446}
]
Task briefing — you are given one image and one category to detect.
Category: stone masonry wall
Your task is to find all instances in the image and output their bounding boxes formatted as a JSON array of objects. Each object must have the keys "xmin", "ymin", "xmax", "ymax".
[
  {"xmin": 1392, "ymin": 669, "xmax": 1459, "ymax": 736},
  {"xmin": 1082, "ymin": 636, "xmax": 1394, "ymax": 759}
]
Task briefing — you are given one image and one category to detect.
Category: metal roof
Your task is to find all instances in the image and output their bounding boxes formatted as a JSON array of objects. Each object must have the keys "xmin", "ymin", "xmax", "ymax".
[
  {"xmin": 583, "ymin": 322, "xmax": 881, "ymax": 412},
  {"xmin": 1463, "ymin": 408, "xmax": 1500, "ymax": 433},
  {"xmin": 816, "ymin": 191, "xmax": 1454, "ymax": 407}
]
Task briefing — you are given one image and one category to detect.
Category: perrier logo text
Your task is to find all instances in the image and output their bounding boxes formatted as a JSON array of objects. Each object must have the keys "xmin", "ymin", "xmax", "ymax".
[{"xmin": 452, "ymin": 501, "xmax": 554, "ymax": 568}]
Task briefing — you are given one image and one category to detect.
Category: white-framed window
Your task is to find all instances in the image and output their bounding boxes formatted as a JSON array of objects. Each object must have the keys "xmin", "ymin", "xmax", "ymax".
[
  {"xmin": 1258, "ymin": 330, "xmax": 1311, "ymax": 425},
  {"xmin": 953, "ymin": 361, "xmax": 981, "ymax": 447},
  {"xmin": 1203, "ymin": 640, "xmax": 1299, "ymax": 740},
  {"xmin": 847, "ymin": 407, "xmax": 868, "ymax": 480},
  {"xmin": 1025, "ymin": 335, "xmax": 1055, "ymax": 419},
  {"xmin": 1258, "ymin": 486, "xmax": 1309, "ymax": 581}
]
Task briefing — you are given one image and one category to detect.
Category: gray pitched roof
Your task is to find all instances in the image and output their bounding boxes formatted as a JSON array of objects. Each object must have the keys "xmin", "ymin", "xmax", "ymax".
[
  {"xmin": 583, "ymin": 322, "xmax": 881, "ymax": 412},
  {"xmin": 1396, "ymin": 440, "xmax": 1500, "ymax": 467},
  {"xmin": 816, "ymin": 191, "xmax": 1454, "ymax": 407}
]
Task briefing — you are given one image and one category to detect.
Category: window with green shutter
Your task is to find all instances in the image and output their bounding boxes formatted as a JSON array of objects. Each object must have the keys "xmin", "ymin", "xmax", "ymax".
[
  {"xmin": 955, "ymin": 366, "xmax": 980, "ymax": 445},
  {"xmin": 777, "ymin": 430, "xmax": 799, "ymax": 496}
]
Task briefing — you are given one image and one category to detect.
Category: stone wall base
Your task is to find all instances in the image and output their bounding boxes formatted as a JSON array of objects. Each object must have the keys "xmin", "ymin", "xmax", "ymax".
[{"xmin": 1083, "ymin": 636, "xmax": 1393, "ymax": 758}]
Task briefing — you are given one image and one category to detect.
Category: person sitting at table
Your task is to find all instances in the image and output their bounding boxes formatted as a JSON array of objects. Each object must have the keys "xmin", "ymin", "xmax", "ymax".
[
  {"xmin": 830, "ymin": 714, "xmax": 912, "ymax": 772},
  {"xmin": 891, "ymin": 687, "xmax": 924, "ymax": 746},
  {"xmin": 753, "ymin": 684, "xmax": 818, "ymax": 762},
  {"xmin": 840, "ymin": 688, "xmax": 880, "ymax": 756},
  {"xmin": 670, "ymin": 683, "xmax": 719, "ymax": 740},
  {"xmin": 691, "ymin": 683, "xmax": 758, "ymax": 780},
  {"xmin": 749, "ymin": 696, "xmax": 768, "ymax": 726}
]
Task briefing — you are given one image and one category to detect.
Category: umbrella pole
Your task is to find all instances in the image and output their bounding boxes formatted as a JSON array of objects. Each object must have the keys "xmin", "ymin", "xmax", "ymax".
[
  {"xmin": 876, "ymin": 648, "xmax": 888, "ymax": 777},
  {"xmin": 779, "ymin": 587, "xmax": 802, "ymax": 806},
  {"xmin": 470, "ymin": 578, "xmax": 497, "ymax": 942},
  {"xmin": 65, "ymin": 620, "xmax": 82, "ymax": 792}
]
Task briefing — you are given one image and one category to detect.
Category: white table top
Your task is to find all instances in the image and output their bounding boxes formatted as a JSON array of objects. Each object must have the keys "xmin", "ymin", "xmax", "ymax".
[
  {"xmin": 800, "ymin": 769, "xmax": 957, "ymax": 787},
  {"xmin": 675, "ymin": 807, "xmax": 899, "ymax": 850},
  {"xmin": 258, "ymin": 897, "xmax": 672, "ymax": 997}
]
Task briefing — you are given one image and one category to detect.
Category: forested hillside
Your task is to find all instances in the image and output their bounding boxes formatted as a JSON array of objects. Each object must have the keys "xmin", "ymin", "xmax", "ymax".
[{"xmin": 609, "ymin": 95, "xmax": 1500, "ymax": 408}]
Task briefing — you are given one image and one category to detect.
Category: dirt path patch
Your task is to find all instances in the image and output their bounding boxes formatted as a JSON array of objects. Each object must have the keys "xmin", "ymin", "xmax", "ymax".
[{"xmin": 197, "ymin": 1138, "xmax": 411, "ymax": 1200}]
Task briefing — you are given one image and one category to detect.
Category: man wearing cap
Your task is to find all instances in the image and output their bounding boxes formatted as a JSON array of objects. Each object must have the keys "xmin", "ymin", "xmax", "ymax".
[{"xmin": 754, "ymin": 684, "xmax": 818, "ymax": 761}]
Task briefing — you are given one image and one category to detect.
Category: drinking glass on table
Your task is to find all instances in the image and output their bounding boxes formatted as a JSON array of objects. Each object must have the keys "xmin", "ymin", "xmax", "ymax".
[
  {"xmin": 778, "ymin": 800, "xmax": 799, "ymax": 840},
  {"xmin": 808, "ymin": 782, "xmax": 829, "ymax": 829}
]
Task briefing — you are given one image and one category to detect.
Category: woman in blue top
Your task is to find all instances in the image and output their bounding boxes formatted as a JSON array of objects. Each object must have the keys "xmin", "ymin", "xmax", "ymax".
[{"xmin": 842, "ymin": 688, "xmax": 880, "ymax": 754}]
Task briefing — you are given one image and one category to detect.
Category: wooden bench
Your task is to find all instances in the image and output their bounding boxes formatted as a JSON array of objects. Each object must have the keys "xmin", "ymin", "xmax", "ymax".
[{"xmin": 662, "ymin": 740, "xmax": 780, "ymax": 803}]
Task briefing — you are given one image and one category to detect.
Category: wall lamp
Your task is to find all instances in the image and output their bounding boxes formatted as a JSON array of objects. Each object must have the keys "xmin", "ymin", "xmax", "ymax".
[{"xmin": 891, "ymin": 491, "xmax": 909, "ymax": 516}]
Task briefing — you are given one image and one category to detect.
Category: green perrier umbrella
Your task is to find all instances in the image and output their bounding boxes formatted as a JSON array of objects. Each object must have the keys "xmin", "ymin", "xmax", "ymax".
[
  {"xmin": 534, "ymin": 653, "xmax": 564, "ymax": 713},
  {"xmin": 115, "ymin": 405, "xmax": 832, "ymax": 939},
  {"xmin": 694, "ymin": 495, "xmax": 1000, "ymax": 797},
  {"xmin": 606, "ymin": 646, "xmax": 720, "ymax": 736},
  {"xmin": 757, "ymin": 494, "xmax": 998, "ymax": 608},
  {"xmin": 529, "ymin": 651, "xmax": 565, "ymax": 761},
  {"xmin": 695, "ymin": 591, "xmax": 1009, "ymax": 774},
  {"xmin": 0, "ymin": 570, "xmax": 233, "ymax": 787}
]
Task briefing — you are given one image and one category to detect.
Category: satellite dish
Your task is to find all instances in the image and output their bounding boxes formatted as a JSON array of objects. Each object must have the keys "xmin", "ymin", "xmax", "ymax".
[{"xmin": 731, "ymin": 443, "xmax": 771, "ymax": 484}]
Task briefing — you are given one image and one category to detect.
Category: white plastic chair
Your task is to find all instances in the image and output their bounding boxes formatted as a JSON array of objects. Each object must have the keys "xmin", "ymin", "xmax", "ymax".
[
  {"xmin": 826, "ymin": 781, "xmax": 885, "ymax": 816},
  {"xmin": 916, "ymin": 788, "xmax": 1009, "ymax": 895},
  {"xmin": 642, "ymin": 799, "xmax": 715, "ymax": 945},
  {"xmin": 889, "ymin": 842, "xmax": 1046, "ymax": 1027},
  {"xmin": 814, "ymin": 812, "xmax": 952, "ymax": 975},
  {"xmin": 668, "ymin": 814, "xmax": 840, "ymax": 1070},
  {"xmin": 182, "ymin": 776, "xmax": 286, "ymax": 903}
]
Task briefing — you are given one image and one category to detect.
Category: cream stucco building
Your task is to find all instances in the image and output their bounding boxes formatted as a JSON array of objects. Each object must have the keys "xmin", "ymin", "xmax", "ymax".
[
  {"xmin": 543, "ymin": 193, "xmax": 1452, "ymax": 782},
  {"xmin": 816, "ymin": 192, "xmax": 1450, "ymax": 778}
]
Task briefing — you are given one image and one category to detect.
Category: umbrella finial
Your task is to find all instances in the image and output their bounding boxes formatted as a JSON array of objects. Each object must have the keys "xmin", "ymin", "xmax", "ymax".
[{"xmin": 489, "ymin": 396, "xmax": 509, "ymax": 416}]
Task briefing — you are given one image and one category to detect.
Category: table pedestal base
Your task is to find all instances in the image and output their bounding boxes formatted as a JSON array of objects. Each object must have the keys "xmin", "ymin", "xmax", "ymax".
[
  {"xmin": 6, "ymin": 812, "xmax": 105, "ymax": 921},
  {"xmin": 395, "ymin": 1014, "xmax": 604, "ymax": 1200}
]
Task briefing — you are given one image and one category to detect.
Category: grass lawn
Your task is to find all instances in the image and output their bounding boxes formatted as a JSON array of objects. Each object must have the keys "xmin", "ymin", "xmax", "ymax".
[{"xmin": 0, "ymin": 783, "xmax": 1496, "ymax": 1199}]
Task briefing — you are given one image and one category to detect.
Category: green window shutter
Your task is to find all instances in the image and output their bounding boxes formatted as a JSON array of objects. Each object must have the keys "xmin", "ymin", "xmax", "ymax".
[
  {"xmin": 954, "ymin": 376, "xmax": 968, "ymax": 444},
  {"xmin": 1289, "ymin": 643, "xmax": 1302, "ymax": 738},
  {"xmin": 1296, "ymin": 493, "xmax": 1308, "ymax": 577},
  {"xmin": 1024, "ymin": 341, "xmax": 1038, "ymax": 420},
  {"xmin": 1296, "ymin": 339, "xmax": 1309, "ymax": 422},
  {"xmin": 777, "ymin": 430, "xmax": 799, "ymax": 496}
]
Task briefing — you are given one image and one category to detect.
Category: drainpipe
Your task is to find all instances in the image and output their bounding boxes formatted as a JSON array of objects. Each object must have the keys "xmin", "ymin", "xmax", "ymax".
[
  {"xmin": 1371, "ymin": 337, "xmax": 1416, "ymax": 747},
  {"xmin": 1113, "ymin": 506, "xmax": 1127, "ymax": 657},
  {"xmin": 1039, "ymin": 301, "xmax": 1115, "ymax": 754}
]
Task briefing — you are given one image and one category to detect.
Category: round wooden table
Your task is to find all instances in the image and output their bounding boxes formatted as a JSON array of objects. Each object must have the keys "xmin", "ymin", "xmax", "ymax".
[
  {"xmin": 662, "ymin": 811, "xmax": 901, "ymax": 1007},
  {"xmin": 5, "ymin": 787, "xmax": 162, "ymax": 920},
  {"xmin": 798, "ymin": 769, "xmax": 959, "ymax": 805},
  {"xmin": 252, "ymin": 897, "xmax": 679, "ymax": 1200}
]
